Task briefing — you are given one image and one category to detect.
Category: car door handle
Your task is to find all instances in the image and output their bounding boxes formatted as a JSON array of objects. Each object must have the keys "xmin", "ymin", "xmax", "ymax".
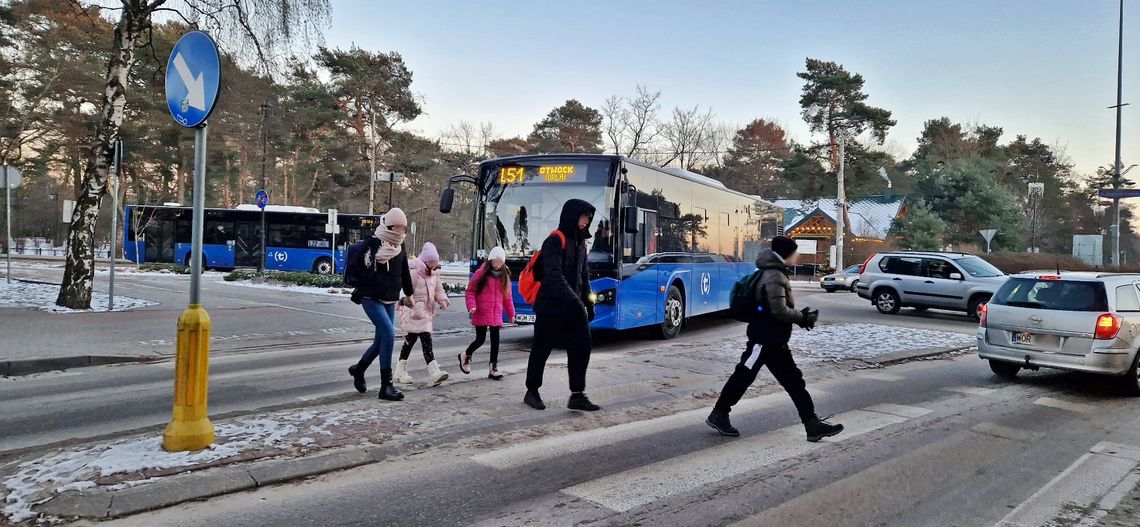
[
  {"xmin": 892, "ymin": 278, "xmax": 902, "ymax": 281},
  {"xmin": 924, "ymin": 280, "xmax": 935, "ymax": 284}
]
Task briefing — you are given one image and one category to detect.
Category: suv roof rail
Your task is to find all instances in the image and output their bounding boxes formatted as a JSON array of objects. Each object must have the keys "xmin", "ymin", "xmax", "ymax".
[{"xmin": 1096, "ymin": 272, "xmax": 1140, "ymax": 278}]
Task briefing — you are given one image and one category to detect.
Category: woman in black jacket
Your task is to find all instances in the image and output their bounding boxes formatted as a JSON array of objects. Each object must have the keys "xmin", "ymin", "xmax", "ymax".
[
  {"xmin": 348, "ymin": 208, "xmax": 414, "ymax": 401},
  {"xmin": 524, "ymin": 198, "xmax": 600, "ymax": 412}
]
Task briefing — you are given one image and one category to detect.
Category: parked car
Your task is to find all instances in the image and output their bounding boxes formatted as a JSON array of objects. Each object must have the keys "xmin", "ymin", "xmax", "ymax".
[
  {"xmin": 855, "ymin": 251, "xmax": 1006, "ymax": 320},
  {"xmin": 978, "ymin": 272, "xmax": 1140, "ymax": 394},
  {"xmin": 821, "ymin": 264, "xmax": 862, "ymax": 292}
]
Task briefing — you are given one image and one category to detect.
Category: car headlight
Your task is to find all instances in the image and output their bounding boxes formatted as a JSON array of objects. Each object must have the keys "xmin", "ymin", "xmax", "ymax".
[
  {"xmin": 836, "ymin": 277, "xmax": 845, "ymax": 282},
  {"xmin": 593, "ymin": 289, "xmax": 616, "ymax": 305}
]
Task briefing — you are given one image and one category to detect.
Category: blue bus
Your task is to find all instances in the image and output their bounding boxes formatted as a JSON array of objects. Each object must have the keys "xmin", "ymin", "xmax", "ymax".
[
  {"xmin": 123, "ymin": 204, "xmax": 379, "ymax": 274},
  {"xmin": 441, "ymin": 154, "xmax": 784, "ymax": 338}
]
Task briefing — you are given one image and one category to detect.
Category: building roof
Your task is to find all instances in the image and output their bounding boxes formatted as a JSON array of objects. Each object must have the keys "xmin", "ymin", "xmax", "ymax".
[{"xmin": 772, "ymin": 195, "xmax": 906, "ymax": 240}]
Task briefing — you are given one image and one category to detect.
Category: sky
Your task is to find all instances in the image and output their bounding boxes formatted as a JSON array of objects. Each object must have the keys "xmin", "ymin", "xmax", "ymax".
[{"xmin": 325, "ymin": 0, "xmax": 1139, "ymax": 177}]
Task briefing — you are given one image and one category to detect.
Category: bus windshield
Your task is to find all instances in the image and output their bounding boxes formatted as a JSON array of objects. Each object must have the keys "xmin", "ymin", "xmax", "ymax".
[{"xmin": 479, "ymin": 160, "xmax": 614, "ymax": 261}]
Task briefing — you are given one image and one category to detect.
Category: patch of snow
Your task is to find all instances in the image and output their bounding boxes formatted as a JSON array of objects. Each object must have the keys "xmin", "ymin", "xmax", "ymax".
[
  {"xmin": 0, "ymin": 280, "xmax": 155, "ymax": 313},
  {"xmin": 711, "ymin": 323, "xmax": 974, "ymax": 365},
  {"xmin": 216, "ymin": 279, "xmax": 351, "ymax": 297}
]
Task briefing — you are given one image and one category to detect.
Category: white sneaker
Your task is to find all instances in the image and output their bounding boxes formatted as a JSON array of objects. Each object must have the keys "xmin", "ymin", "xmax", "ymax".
[
  {"xmin": 427, "ymin": 360, "xmax": 449, "ymax": 386},
  {"xmin": 394, "ymin": 359, "xmax": 414, "ymax": 385}
]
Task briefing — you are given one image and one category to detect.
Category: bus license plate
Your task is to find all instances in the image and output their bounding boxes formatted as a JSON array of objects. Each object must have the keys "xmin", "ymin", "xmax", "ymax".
[
  {"xmin": 515, "ymin": 314, "xmax": 536, "ymax": 323},
  {"xmin": 1010, "ymin": 332, "xmax": 1033, "ymax": 345}
]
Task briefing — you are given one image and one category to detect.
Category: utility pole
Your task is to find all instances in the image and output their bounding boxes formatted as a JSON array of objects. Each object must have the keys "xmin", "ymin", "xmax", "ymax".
[
  {"xmin": 258, "ymin": 102, "xmax": 271, "ymax": 274},
  {"xmin": 368, "ymin": 100, "xmax": 377, "ymax": 216},
  {"xmin": 109, "ymin": 139, "xmax": 121, "ymax": 310},
  {"xmin": 835, "ymin": 137, "xmax": 846, "ymax": 271},
  {"xmin": 1111, "ymin": 0, "xmax": 1128, "ymax": 266}
]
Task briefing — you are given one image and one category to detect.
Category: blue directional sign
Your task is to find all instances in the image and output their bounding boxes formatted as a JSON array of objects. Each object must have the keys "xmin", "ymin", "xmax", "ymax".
[
  {"xmin": 255, "ymin": 189, "xmax": 269, "ymax": 209},
  {"xmin": 1098, "ymin": 188, "xmax": 1140, "ymax": 199},
  {"xmin": 164, "ymin": 31, "xmax": 221, "ymax": 128}
]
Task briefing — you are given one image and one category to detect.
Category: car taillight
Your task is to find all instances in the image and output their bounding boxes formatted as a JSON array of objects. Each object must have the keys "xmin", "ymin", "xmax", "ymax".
[
  {"xmin": 979, "ymin": 303, "xmax": 987, "ymax": 327},
  {"xmin": 1095, "ymin": 313, "xmax": 1123, "ymax": 340},
  {"xmin": 859, "ymin": 253, "xmax": 875, "ymax": 274}
]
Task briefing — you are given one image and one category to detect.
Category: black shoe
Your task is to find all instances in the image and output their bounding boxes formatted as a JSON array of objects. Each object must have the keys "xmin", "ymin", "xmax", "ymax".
[
  {"xmin": 567, "ymin": 393, "xmax": 600, "ymax": 412},
  {"xmin": 523, "ymin": 390, "xmax": 546, "ymax": 410},
  {"xmin": 805, "ymin": 415, "xmax": 844, "ymax": 442},
  {"xmin": 348, "ymin": 364, "xmax": 367, "ymax": 394},
  {"xmin": 706, "ymin": 409, "xmax": 739, "ymax": 437},
  {"xmin": 378, "ymin": 369, "xmax": 404, "ymax": 401}
]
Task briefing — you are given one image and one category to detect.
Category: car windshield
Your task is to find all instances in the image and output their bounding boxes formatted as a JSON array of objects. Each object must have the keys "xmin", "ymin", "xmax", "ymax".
[
  {"xmin": 843, "ymin": 265, "xmax": 860, "ymax": 274},
  {"xmin": 954, "ymin": 256, "xmax": 1003, "ymax": 277},
  {"xmin": 991, "ymin": 278, "xmax": 1108, "ymax": 311}
]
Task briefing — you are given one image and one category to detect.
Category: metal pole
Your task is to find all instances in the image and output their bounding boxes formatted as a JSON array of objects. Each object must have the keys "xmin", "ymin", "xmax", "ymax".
[
  {"xmin": 388, "ymin": 178, "xmax": 394, "ymax": 209},
  {"xmin": 368, "ymin": 106, "xmax": 376, "ymax": 216},
  {"xmin": 258, "ymin": 103, "xmax": 269, "ymax": 274},
  {"xmin": 4, "ymin": 165, "xmax": 10, "ymax": 284},
  {"xmin": 835, "ymin": 138, "xmax": 846, "ymax": 271},
  {"xmin": 190, "ymin": 126, "xmax": 207, "ymax": 304},
  {"xmin": 109, "ymin": 140, "xmax": 120, "ymax": 311},
  {"xmin": 1113, "ymin": 0, "xmax": 1125, "ymax": 266}
]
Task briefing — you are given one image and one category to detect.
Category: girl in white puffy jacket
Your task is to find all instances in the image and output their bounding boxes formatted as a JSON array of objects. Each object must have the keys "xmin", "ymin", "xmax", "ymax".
[{"xmin": 395, "ymin": 242, "xmax": 451, "ymax": 386}]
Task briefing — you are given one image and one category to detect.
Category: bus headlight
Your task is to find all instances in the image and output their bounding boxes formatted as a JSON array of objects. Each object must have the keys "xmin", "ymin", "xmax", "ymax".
[{"xmin": 593, "ymin": 289, "xmax": 616, "ymax": 305}]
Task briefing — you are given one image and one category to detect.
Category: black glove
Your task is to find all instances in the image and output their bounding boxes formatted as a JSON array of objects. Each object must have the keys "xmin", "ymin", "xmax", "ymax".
[
  {"xmin": 350, "ymin": 289, "xmax": 363, "ymax": 305},
  {"xmin": 799, "ymin": 307, "xmax": 819, "ymax": 330}
]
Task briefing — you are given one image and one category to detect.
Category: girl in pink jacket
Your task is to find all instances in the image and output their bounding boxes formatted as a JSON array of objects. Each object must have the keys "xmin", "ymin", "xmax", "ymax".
[
  {"xmin": 395, "ymin": 242, "xmax": 451, "ymax": 386},
  {"xmin": 459, "ymin": 246, "xmax": 515, "ymax": 380}
]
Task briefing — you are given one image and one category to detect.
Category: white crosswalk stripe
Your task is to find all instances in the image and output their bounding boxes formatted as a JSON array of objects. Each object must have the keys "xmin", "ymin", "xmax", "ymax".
[
  {"xmin": 560, "ymin": 405, "xmax": 930, "ymax": 512},
  {"xmin": 1034, "ymin": 396, "xmax": 1095, "ymax": 414}
]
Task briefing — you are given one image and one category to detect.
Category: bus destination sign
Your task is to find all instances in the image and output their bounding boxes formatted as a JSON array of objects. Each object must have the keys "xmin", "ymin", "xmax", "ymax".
[{"xmin": 498, "ymin": 164, "xmax": 586, "ymax": 185}]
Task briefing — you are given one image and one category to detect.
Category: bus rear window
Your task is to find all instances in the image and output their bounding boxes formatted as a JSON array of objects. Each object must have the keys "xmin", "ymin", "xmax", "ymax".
[{"xmin": 991, "ymin": 278, "xmax": 1108, "ymax": 312}]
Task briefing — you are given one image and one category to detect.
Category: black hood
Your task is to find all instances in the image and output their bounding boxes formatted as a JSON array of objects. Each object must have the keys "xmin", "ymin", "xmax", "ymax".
[
  {"xmin": 755, "ymin": 249, "xmax": 787, "ymax": 271},
  {"xmin": 558, "ymin": 198, "xmax": 596, "ymax": 239}
]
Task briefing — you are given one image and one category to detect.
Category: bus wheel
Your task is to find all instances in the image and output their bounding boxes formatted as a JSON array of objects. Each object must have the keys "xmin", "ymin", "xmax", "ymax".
[
  {"xmin": 313, "ymin": 257, "xmax": 334, "ymax": 275},
  {"xmin": 659, "ymin": 285, "xmax": 684, "ymax": 339}
]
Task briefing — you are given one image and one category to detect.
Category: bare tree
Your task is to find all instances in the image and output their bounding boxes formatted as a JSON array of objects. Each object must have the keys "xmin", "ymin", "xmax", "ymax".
[
  {"xmin": 660, "ymin": 105, "xmax": 715, "ymax": 170},
  {"xmin": 477, "ymin": 121, "xmax": 497, "ymax": 156},
  {"xmin": 601, "ymin": 94, "xmax": 626, "ymax": 154},
  {"xmin": 623, "ymin": 84, "xmax": 661, "ymax": 158},
  {"xmin": 56, "ymin": 0, "xmax": 331, "ymax": 309},
  {"xmin": 443, "ymin": 120, "xmax": 478, "ymax": 154}
]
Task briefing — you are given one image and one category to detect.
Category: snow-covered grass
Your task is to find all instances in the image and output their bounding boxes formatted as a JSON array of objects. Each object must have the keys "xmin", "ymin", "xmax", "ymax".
[
  {"xmin": 216, "ymin": 278, "xmax": 353, "ymax": 297},
  {"xmin": 0, "ymin": 280, "xmax": 155, "ymax": 313},
  {"xmin": 786, "ymin": 323, "xmax": 975, "ymax": 364},
  {"xmin": 2, "ymin": 407, "xmax": 394, "ymax": 523}
]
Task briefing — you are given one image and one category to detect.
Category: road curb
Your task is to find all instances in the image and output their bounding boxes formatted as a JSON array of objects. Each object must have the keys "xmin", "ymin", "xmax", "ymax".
[
  {"xmin": 2, "ymin": 355, "xmax": 161, "ymax": 377},
  {"xmin": 36, "ymin": 445, "xmax": 389, "ymax": 520},
  {"xmin": 863, "ymin": 344, "xmax": 977, "ymax": 366}
]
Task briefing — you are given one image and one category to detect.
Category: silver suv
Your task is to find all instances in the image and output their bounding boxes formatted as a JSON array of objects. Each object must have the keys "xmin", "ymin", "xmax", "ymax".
[
  {"xmin": 855, "ymin": 251, "xmax": 1006, "ymax": 320},
  {"xmin": 978, "ymin": 273, "xmax": 1140, "ymax": 394}
]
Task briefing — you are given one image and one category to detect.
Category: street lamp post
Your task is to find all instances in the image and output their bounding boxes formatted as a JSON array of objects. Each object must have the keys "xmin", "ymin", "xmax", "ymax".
[
  {"xmin": 835, "ymin": 136, "xmax": 846, "ymax": 271},
  {"xmin": 258, "ymin": 102, "xmax": 271, "ymax": 274},
  {"xmin": 367, "ymin": 99, "xmax": 377, "ymax": 216},
  {"xmin": 1111, "ymin": 0, "xmax": 1128, "ymax": 266}
]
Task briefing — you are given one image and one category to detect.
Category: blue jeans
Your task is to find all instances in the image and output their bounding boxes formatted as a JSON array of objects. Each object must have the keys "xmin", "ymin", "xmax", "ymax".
[{"xmin": 358, "ymin": 299, "xmax": 397, "ymax": 374}]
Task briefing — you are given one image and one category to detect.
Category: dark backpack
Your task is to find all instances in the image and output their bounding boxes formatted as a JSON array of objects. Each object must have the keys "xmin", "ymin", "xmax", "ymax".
[
  {"xmin": 728, "ymin": 270, "xmax": 767, "ymax": 322},
  {"xmin": 343, "ymin": 240, "xmax": 370, "ymax": 287}
]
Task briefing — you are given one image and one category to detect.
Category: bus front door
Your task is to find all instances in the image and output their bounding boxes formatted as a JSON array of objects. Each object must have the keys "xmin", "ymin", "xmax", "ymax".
[{"xmin": 235, "ymin": 222, "xmax": 263, "ymax": 268}]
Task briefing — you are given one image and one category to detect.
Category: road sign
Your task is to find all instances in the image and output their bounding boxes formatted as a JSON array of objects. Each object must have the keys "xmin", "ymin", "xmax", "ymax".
[
  {"xmin": 327, "ymin": 208, "xmax": 338, "ymax": 226},
  {"xmin": 62, "ymin": 200, "xmax": 75, "ymax": 223},
  {"xmin": 255, "ymin": 189, "xmax": 269, "ymax": 209},
  {"xmin": 1098, "ymin": 188, "xmax": 1140, "ymax": 199},
  {"xmin": 979, "ymin": 229, "xmax": 998, "ymax": 253},
  {"xmin": 1, "ymin": 166, "xmax": 21, "ymax": 189},
  {"xmin": 373, "ymin": 171, "xmax": 405, "ymax": 182},
  {"xmin": 410, "ymin": 221, "xmax": 416, "ymax": 235},
  {"xmin": 164, "ymin": 31, "xmax": 221, "ymax": 128}
]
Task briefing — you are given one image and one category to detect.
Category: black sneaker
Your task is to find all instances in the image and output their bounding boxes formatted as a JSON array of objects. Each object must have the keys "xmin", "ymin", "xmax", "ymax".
[
  {"xmin": 523, "ymin": 390, "xmax": 546, "ymax": 410},
  {"xmin": 706, "ymin": 410, "xmax": 739, "ymax": 437},
  {"xmin": 805, "ymin": 415, "xmax": 844, "ymax": 442},
  {"xmin": 567, "ymin": 393, "xmax": 601, "ymax": 412},
  {"xmin": 348, "ymin": 364, "xmax": 367, "ymax": 394}
]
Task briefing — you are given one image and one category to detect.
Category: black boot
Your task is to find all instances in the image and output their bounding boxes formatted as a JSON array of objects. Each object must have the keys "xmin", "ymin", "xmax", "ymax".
[
  {"xmin": 804, "ymin": 415, "xmax": 843, "ymax": 442},
  {"xmin": 567, "ymin": 392, "xmax": 600, "ymax": 412},
  {"xmin": 378, "ymin": 369, "xmax": 404, "ymax": 401},
  {"xmin": 706, "ymin": 409, "xmax": 739, "ymax": 437},
  {"xmin": 348, "ymin": 363, "xmax": 368, "ymax": 394},
  {"xmin": 523, "ymin": 390, "xmax": 546, "ymax": 410}
]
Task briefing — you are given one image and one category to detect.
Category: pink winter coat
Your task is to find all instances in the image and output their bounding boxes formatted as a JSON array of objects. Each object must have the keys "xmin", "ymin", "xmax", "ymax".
[
  {"xmin": 465, "ymin": 266, "xmax": 515, "ymax": 327},
  {"xmin": 397, "ymin": 260, "xmax": 450, "ymax": 334}
]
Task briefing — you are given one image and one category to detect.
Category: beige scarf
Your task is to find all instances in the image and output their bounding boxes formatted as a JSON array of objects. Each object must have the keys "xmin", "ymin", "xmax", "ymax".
[{"xmin": 366, "ymin": 228, "xmax": 405, "ymax": 268}]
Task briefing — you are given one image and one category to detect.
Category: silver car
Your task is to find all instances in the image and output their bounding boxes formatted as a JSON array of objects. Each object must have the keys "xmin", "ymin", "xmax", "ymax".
[
  {"xmin": 855, "ymin": 251, "xmax": 1006, "ymax": 320},
  {"xmin": 821, "ymin": 265, "xmax": 861, "ymax": 292},
  {"xmin": 978, "ymin": 272, "xmax": 1140, "ymax": 394}
]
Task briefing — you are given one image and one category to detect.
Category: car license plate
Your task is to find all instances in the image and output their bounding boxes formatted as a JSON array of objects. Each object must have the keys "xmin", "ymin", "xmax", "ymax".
[
  {"xmin": 1010, "ymin": 332, "xmax": 1033, "ymax": 345},
  {"xmin": 515, "ymin": 314, "xmax": 536, "ymax": 323}
]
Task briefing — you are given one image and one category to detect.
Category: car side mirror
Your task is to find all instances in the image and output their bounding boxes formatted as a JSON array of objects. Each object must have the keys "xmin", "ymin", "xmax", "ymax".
[
  {"xmin": 949, "ymin": 272, "xmax": 963, "ymax": 280},
  {"xmin": 439, "ymin": 187, "xmax": 455, "ymax": 214},
  {"xmin": 623, "ymin": 206, "xmax": 639, "ymax": 234}
]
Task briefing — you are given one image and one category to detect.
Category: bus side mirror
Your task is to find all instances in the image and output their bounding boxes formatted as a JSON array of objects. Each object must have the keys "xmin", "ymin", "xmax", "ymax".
[
  {"xmin": 623, "ymin": 206, "xmax": 639, "ymax": 234},
  {"xmin": 439, "ymin": 187, "xmax": 455, "ymax": 214}
]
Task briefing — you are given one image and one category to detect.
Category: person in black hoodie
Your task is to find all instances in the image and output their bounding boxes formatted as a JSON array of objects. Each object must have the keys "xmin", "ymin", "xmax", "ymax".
[
  {"xmin": 705, "ymin": 236, "xmax": 844, "ymax": 441},
  {"xmin": 524, "ymin": 198, "xmax": 600, "ymax": 412},
  {"xmin": 348, "ymin": 208, "xmax": 414, "ymax": 401}
]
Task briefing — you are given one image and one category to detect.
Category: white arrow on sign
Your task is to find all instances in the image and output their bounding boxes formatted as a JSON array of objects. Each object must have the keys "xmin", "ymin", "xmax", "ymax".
[{"xmin": 172, "ymin": 53, "xmax": 206, "ymax": 111}]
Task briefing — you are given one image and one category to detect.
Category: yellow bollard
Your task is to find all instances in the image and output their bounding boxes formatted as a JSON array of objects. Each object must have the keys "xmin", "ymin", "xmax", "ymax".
[{"xmin": 163, "ymin": 304, "xmax": 215, "ymax": 451}]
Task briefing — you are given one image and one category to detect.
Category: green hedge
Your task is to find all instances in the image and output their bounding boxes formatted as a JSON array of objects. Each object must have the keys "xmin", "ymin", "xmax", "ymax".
[
  {"xmin": 223, "ymin": 270, "xmax": 467, "ymax": 293},
  {"xmin": 139, "ymin": 263, "xmax": 192, "ymax": 274}
]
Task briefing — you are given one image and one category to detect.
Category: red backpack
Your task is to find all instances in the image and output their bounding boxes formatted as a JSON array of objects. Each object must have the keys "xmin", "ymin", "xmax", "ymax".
[{"xmin": 518, "ymin": 230, "xmax": 566, "ymax": 304}]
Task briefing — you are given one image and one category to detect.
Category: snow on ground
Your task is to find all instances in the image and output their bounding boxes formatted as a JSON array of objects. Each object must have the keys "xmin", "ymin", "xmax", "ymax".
[
  {"xmin": 441, "ymin": 261, "xmax": 470, "ymax": 274},
  {"xmin": 1, "ymin": 406, "xmax": 395, "ymax": 523},
  {"xmin": 787, "ymin": 323, "xmax": 975, "ymax": 364},
  {"xmin": 215, "ymin": 278, "xmax": 352, "ymax": 297},
  {"xmin": 0, "ymin": 280, "xmax": 155, "ymax": 313}
]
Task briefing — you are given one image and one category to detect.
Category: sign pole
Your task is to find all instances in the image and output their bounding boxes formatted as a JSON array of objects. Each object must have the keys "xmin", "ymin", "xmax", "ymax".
[
  {"xmin": 4, "ymin": 165, "xmax": 10, "ymax": 284},
  {"xmin": 109, "ymin": 140, "xmax": 121, "ymax": 310}
]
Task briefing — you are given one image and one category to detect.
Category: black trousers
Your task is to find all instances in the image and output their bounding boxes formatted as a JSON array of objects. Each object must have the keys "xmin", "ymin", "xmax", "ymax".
[
  {"xmin": 465, "ymin": 326, "xmax": 501, "ymax": 363},
  {"xmin": 713, "ymin": 341, "xmax": 816, "ymax": 423},
  {"xmin": 400, "ymin": 332, "xmax": 434, "ymax": 363},
  {"xmin": 526, "ymin": 314, "xmax": 591, "ymax": 393}
]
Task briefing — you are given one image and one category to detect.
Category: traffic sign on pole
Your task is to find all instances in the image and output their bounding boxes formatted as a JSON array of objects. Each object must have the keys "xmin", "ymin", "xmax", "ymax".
[
  {"xmin": 164, "ymin": 31, "xmax": 221, "ymax": 128},
  {"xmin": 979, "ymin": 229, "xmax": 998, "ymax": 253},
  {"xmin": 255, "ymin": 188, "xmax": 269, "ymax": 210},
  {"xmin": 3, "ymin": 165, "xmax": 19, "ymax": 284},
  {"xmin": 1098, "ymin": 188, "xmax": 1140, "ymax": 199},
  {"xmin": 163, "ymin": 30, "xmax": 221, "ymax": 453},
  {"xmin": 0, "ymin": 165, "xmax": 21, "ymax": 189}
]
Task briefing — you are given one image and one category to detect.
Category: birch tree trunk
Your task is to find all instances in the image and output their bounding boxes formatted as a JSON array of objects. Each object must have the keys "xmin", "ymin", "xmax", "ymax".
[{"xmin": 56, "ymin": 3, "xmax": 155, "ymax": 309}]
